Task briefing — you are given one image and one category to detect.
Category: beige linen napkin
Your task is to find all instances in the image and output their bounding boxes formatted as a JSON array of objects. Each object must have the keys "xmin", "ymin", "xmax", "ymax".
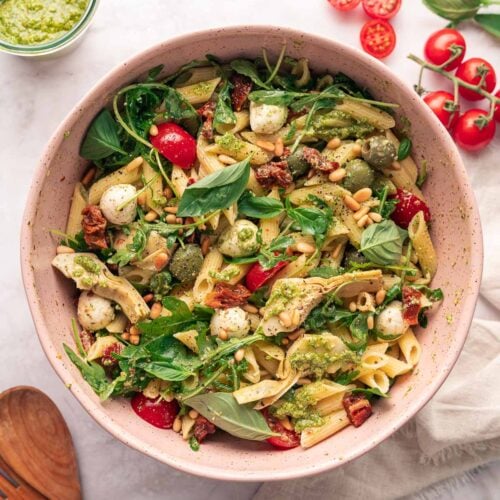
[{"xmin": 253, "ymin": 318, "xmax": 500, "ymax": 500}]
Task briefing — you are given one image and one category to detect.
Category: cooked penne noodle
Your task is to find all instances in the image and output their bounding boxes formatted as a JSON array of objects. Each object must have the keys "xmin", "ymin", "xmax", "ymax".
[
  {"xmin": 142, "ymin": 160, "xmax": 164, "ymax": 215},
  {"xmin": 336, "ymin": 100, "xmax": 395, "ymax": 129},
  {"xmin": 173, "ymin": 329, "xmax": 199, "ymax": 353},
  {"xmin": 176, "ymin": 77, "xmax": 221, "ymax": 105},
  {"xmin": 215, "ymin": 111, "xmax": 250, "ymax": 135},
  {"xmin": 379, "ymin": 355, "xmax": 413, "ymax": 378},
  {"xmin": 193, "ymin": 248, "xmax": 224, "ymax": 303},
  {"xmin": 357, "ymin": 369, "xmax": 390, "ymax": 393},
  {"xmin": 398, "ymin": 328, "xmax": 421, "ymax": 366},
  {"xmin": 174, "ymin": 66, "xmax": 219, "ymax": 87},
  {"xmin": 408, "ymin": 211, "xmax": 437, "ymax": 278},
  {"xmin": 66, "ymin": 182, "xmax": 88, "ymax": 236},
  {"xmin": 301, "ymin": 410, "xmax": 350, "ymax": 448}
]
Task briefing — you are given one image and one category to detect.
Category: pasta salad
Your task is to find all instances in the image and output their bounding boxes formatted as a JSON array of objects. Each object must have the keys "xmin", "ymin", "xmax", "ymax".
[{"xmin": 53, "ymin": 48, "xmax": 443, "ymax": 451}]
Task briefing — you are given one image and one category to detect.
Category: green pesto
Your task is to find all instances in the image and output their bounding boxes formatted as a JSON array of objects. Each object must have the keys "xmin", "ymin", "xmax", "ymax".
[
  {"xmin": 74, "ymin": 255, "xmax": 101, "ymax": 274},
  {"xmin": 0, "ymin": 0, "xmax": 88, "ymax": 46},
  {"xmin": 72, "ymin": 267, "xmax": 84, "ymax": 278},
  {"xmin": 311, "ymin": 110, "xmax": 374, "ymax": 140},
  {"xmin": 265, "ymin": 281, "xmax": 306, "ymax": 319},
  {"xmin": 238, "ymin": 227, "xmax": 254, "ymax": 243},
  {"xmin": 209, "ymin": 266, "xmax": 240, "ymax": 282},
  {"xmin": 190, "ymin": 81, "xmax": 213, "ymax": 96},
  {"xmin": 215, "ymin": 133, "xmax": 245, "ymax": 155},
  {"xmin": 80, "ymin": 276, "xmax": 94, "ymax": 288}
]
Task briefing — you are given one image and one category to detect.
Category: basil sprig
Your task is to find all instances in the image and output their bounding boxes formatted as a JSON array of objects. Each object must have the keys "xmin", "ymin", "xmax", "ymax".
[
  {"xmin": 397, "ymin": 137, "xmax": 412, "ymax": 161},
  {"xmin": 238, "ymin": 191, "xmax": 284, "ymax": 219},
  {"xmin": 177, "ymin": 157, "xmax": 251, "ymax": 217},
  {"xmin": 360, "ymin": 220, "xmax": 407, "ymax": 266}
]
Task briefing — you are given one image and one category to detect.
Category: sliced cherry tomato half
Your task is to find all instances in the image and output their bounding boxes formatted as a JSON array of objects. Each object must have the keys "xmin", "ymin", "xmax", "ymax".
[
  {"xmin": 423, "ymin": 90, "xmax": 459, "ymax": 130},
  {"xmin": 150, "ymin": 122, "xmax": 197, "ymax": 169},
  {"xmin": 328, "ymin": 0, "xmax": 361, "ymax": 11},
  {"xmin": 455, "ymin": 58, "xmax": 496, "ymax": 102},
  {"xmin": 360, "ymin": 19, "xmax": 396, "ymax": 59},
  {"xmin": 453, "ymin": 109, "xmax": 496, "ymax": 152},
  {"xmin": 494, "ymin": 90, "xmax": 500, "ymax": 123},
  {"xmin": 424, "ymin": 29, "xmax": 466, "ymax": 71},
  {"xmin": 362, "ymin": 0, "xmax": 401, "ymax": 20},
  {"xmin": 131, "ymin": 393, "xmax": 179, "ymax": 429},
  {"xmin": 245, "ymin": 260, "xmax": 288, "ymax": 292},
  {"xmin": 389, "ymin": 189, "xmax": 431, "ymax": 229},
  {"xmin": 262, "ymin": 408, "xmax": 300, "ymax": 450}
]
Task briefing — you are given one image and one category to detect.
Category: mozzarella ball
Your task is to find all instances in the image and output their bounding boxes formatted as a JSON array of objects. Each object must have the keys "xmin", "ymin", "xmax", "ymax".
[
  {"xmin": 217, "ymin": 220, "xmax": 260, "ymax": 258},
  {"xmin": 210, "ymin": 307, "xmax": 251, "ymax": 339},
  {"xmin": 77, "ymin": 291, "xmax": 115, "ymax": 331},
  {"xmin": 100, "ymin": 184, "xmax": 137, "ymax": 225},
  {"xmin": 375, "ymin": 300, "xmax": 406, "ymax": 337},
  {"xmin": 249, "ymin": 101, "xmax": 288, "ymax": 134}
]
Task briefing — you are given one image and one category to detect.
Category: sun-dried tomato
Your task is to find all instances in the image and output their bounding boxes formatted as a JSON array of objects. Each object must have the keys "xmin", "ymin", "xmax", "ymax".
[
  {"xmin": 79, "ymin": 330, "xmax": 95, "ymax": 353},
  {"xmin": 193, "ymin": 415, "xmax": 216, "ymax": 443},
  {"xmin": 255, "ymin": 160, "xmax": 293, "ymax": 189},
  {"xmin": 230, "ymin": 75, "xmax": 253, "ymax": 111},
  {"xmin": 301, "ymin": 147, "xmax": 338, "ymax": 172},
  {"xmin": 197, "ymin": 101, "xmax": 216, "ymax": 140},
  {"xmin": 101, "ymin": 342, "xmax": 124, "ymax": 367},
  {"xmin": 205, "ymin": 283, "xmax": 251, "ymax": 309},
  {"xmin": 343, "ymin": 393, "xmax": 372, "ymax": 427},
  {"xmin": 402, "ymin": 286, "xmax": 423, "ymax": 326},
  {"xmin": 82, "ymin": 205, "xmax": 108, "ymax": 249}
]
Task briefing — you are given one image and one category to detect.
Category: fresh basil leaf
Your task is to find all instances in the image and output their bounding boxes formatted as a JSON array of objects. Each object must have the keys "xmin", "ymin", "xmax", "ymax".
[
  {"xmin": 360, "ymin": 220, "xmax": 407, "ymax": 266},
  {"xmin": 230, "ymin": 60, "xmax": 271, "ymax": 90},
  {"xmin": 80, "ymin": 109, "xmax": 126, "ymax": 160},
  {"xmin": 177, "ymin": 157, "xmax": 251, "ymax": 217},
  {"xmin": 334, "ymin": 369, "xmax": 360, "ymax": 385},
  {"xmin": 238, "ymin": 191, "xmax": 284, "ymax": 219},
  {"xmin": 185, "ymin": 392, "xmax": 278, "ymax": 440},
  {"xmin": 214, "ymin": 79, "xmax": 237, "ymax": 129},
  {"xmin": 422, "ymin": 0, "xmax": 480, "ymax": 22},
  {"xmin": 474, "ymin": 14, "xmax": 500, "ymax": 38},
  {"xmin": 141, "ymin": 361, "xmax": 193, "ymax": 381},
  {"xmin": 351, "ymin": 387, "xmax": 389, "ymax": 399},
  {"xmin": 189, "ymin": 436, "xmax": 200, "ymax": 451},
  {"xmin": 397, "ymin": 137, "xmax": 412, "ymax": 161},
  {"xmin": 416, "ymin": 160, "xmax": 428, "ymax": 188}
]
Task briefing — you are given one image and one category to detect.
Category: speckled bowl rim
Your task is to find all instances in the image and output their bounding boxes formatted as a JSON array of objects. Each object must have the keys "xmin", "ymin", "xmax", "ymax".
[{"xmin": 21, "ymin": 25, "xmax": 483, "ymax": 482}]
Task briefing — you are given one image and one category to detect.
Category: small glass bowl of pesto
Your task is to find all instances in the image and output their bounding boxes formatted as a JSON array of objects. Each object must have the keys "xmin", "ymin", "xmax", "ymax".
[{"xmin": 0, "ymin": 0, "xmax": 99, "ymax": 58}]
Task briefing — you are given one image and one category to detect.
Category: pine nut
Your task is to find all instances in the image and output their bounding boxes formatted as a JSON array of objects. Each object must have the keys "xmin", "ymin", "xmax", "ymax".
[
  {"xmin": 144, "ymin": 210, "xmax": 158, "ymax": 222},
  {"xmin": 218, "ymin": 329, "xmax": 228, "ymax": 341},
  {"xmin": 164, "ymin": 206, "xmax": 178, "ymax": 214},
  {"xmin": 234, "ymin": 348, "xmax": 245, "ymax": 362},
  {"xmin": 242, "ymin": 303, "xmax": 258, "ymax": 314},
  {"xmin": 129, "ymin": 334, "xmax": 140, "ymax": 345},
  {"xmin": 173, "ymin": 416, "xmax": 182, "ymax": 433},
  {"xmin": 297, "ymin": 377, "xmax": 312, "ymax": 385},
  {"xmin": 376, "ymin": 288, "xmax": 386, "ymax": 305},
  {"xmin": 353, "ymin": 188, "xmax": 372, "ymax": 203},
  {"xmin": 357, "ymin": 214, "xmax": 369, "ymax": 227},
  {"xmin": 256, "ymin": 140, "xmax": 275, "ymax": 152},
  {"xmin": 188, "ymin": 409, "xmax": 199, "ymax": 420},
  {"xmin": 137, "ymin": 192, "xmax": 147, "ymax": 207},
  {"xmin": 327, "ymin": 137, "xmax": 341, "ymax": 150},
  {"xmin": 349, "ymin": 301, "xmax": 357, "ymax": 312},
  {"xmin": 279, "ymin": 311, "xmax": 292, "ymax": 328},
  {"xmin": 150, "ymin": 302, "xmax": 162, "ymax": 320},
  {"xmin": 288, "ymin": 328, "xmax": 305, "ymax": 341},
  {"xmin": 369, "ymin": 212, "xmax": 383, "ymax": 223},
  {"xmin": 121, "ymin": 332, "xmax": 130, "ymax": 341},
  {"xmin": 344, "ymin": 195, "xmax": 361, "ymax": 211},
  {"xmin": 296, "ymin": 241, "xmax": 315, "ymax": 254},
  {"xmin": 166, "ymin": 214, "xmax": 177, "ymax": 224},
  {"xmin": 332, "ymin": 242, "xmax": 343, "ymax": 260},
  {"xmin": 367, "ymin": 315, "xmax": 375, "ymax": 330},
  {"xmin": 352, "ymin": 143, "xmax": 362, "ymax": 156},
  {"xmin": 201, "ymin": 236, "xmax": 211, "ymax": 256},
  {"xmin": 281, "ymin": 338, "xmax": 289, "ymax": 345},
  {"xmin": 154, "ymin": 252, "xmax": 169, "ymax": 271},
  {"xmin": 163, "ymin": 187, "xmax": 173, "ymax": 199},
  {"xmin": 149, "ymin": 124, "xmax": 159, "ymax": 136},
  {"xmin": 81, "ymin": 167, "xmax": 96, "ymax": 187},
  {"xmin": 130, "ymin": 325, "xmax": 139, "ymax": 336},
  {"xmin": 175, "ymin": 217, "xmax": 183, "ymax": 225},
  {"xmin": 291, "ymin": 309, "xmax": 301, "ymax": 327},
  {"xmin": 391, "ymin": 161, "xmax": 401, "ymax": 170},
  {"xmin": 125, "ymin": 156, "xmax": 143, "ymax": 172},
  {"xmin": 274, "ymin": 137, "xmax": 284, "ymax": 157},
  {"xmin": 218, "ymin": 154, "xmax": 237, "ymax": 165},
  {"xmin": 280, "ymin": 416, "xmax": 294, "ymax": 431},
  {"xmin": 142, "ymin": 293, "xmax": 154, "ymax": 303},
  {"xmin": 56, "ymin": 245, "xmax": 75, "ymax": 254},
  {"xmin": 328, "ymin": 168, "xmax": 346, "ymax": 183},
  {"xmin": 353, "ymin": 206, "xmax": 370, "ymax": 221}
]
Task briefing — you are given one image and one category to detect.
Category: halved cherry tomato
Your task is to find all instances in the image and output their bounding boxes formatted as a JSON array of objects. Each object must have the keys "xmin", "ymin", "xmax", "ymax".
[
  {"xmin": 262, "ymin": 408, "xmax": 300, "ymax": 450},
  {"xmin": 423, "ymin": 90, "xmax": 459, "ymax": 130},
  {"xmin": 455, "ymin": 58, "xmax": 496, "ymax": 101},
  {"xmin": 494, "ymin": 90, "xmax": 500, "ymax": 123},
  {"xmin": 389, "ymin": 189, "xmax": 431, "ymax": 229},
  {"xmin": 453, "ymin": 109, "xmax": 496, "ymax": 151},
  {"xmin": 362, "ymin": 0, "xmax": 401, "ymax": 20},
  {"xmin": 131, "ymin": 393, "xmax": 179, "ymax": 429},
  {"xmin": 360, "ymin": 19, "xmax": 396, "ymax": 59},
  {"xmin": 424, "ymin": 29, "xmax": 466, "ymax": 71},
  {"xmin": 328, "ymin": 0, "xmax": 361, "ymax": 11},
  {"xmin": 150, "ymin": 122, "xmax": 196, "ymax": 169},
  {"xmin": 245, "ymin": 260, "xmax": 288, "ymax": 292}
]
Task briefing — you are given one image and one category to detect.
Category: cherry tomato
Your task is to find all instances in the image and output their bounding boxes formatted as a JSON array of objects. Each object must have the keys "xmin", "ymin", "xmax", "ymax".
[
  {"xmin": 362, "ymin": 0, "xmax": 401, "ymax": 20},
  {"xmin": 423, "ymin": 90, "xmax": 459, "ymax": 130},
  {"xmin": 245, "ymin": 260, "xmax": 288, "ymax": 292},
  {"xmin": 424, "ymin": 29, "xmax": 466, "ymax": 71},
  {"xmin": 389, "ymin": 189, "xmax": 431, "ymax": 229},
  {"xmin": 455, "ymin": 58, "xmax": 496, "ymax": 101},
  {"xmin": 453, "ymin": 109, "xmax": 496, "ymax": 151},
  {"xmin": 328, "ymin": 0, "xmax": 361, "ymax": 10},
  {"xmin": 262, "ymin": 408, "xmax": 300, "ymax": 450},
  {"xmin": 131, "ymin": 393, "xmax": 179, "ymax": 429},
  {"xmin": 494, "ymin": 90, "xmax": 500, "ymax": 123},
  {"xmin": 150, "ymin": 122, "xmax": 196, "ymax": 169},
  {"xmin": 360, "ymin": 19, "xmax": 396, "ymax": 59}
]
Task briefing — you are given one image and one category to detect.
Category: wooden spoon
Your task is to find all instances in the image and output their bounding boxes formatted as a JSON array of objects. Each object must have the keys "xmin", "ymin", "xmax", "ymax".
[{"xmin": 0, "ymin": 387, "xmax": 81, "ymax": 499}]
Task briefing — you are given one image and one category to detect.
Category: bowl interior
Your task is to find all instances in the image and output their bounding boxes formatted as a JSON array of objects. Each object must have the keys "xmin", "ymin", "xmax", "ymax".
[{"xmin": 21, "ymin": 26, "xmax": 482, "ymax": 481}]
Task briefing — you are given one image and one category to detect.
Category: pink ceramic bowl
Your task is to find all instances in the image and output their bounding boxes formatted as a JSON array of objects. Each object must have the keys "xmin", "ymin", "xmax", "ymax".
[{"xmin": 21, "ymin": 26, "xmax": 483, "ymax": 481}]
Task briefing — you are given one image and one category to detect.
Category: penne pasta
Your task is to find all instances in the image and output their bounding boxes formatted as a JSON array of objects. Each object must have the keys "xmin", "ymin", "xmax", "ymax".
[
  {"xmin": 408, "ymin": 211, "xmax": 437, "ymax": 278},
  {"xmin": 176, "ymin": 77, "xmax": 221, "ymax": 105},
  {"xmin": 66, "ymin": 182, "xmax": 88, "ymax": 236},
  {"xmin": 301, "ymin": 410, "xmax": 350, "ymax": 448},
  {"xmin": 398, "ymin": 328, "xmax": 421, "ymax": 366},
  {"xmin": 193, "ymin": 248, "xmax": 224, "ymax": 304},
  {"xmin": 336, "ymin": 100, "xmax": 396, "ymax": 130}
]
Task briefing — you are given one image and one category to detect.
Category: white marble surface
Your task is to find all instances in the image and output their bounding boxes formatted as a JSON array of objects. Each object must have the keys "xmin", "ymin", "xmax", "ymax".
[{"xmin": 1, "ymin": 1, "xmax": 499, "ymax": 498}]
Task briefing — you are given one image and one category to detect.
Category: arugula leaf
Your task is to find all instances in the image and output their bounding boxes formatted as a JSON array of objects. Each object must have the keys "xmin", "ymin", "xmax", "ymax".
[
  {"xmin": 140, "ymin": 361, "xmax": 193, "ymax": 381},
  {"xmin": 397, "ymin": 137, "xmax": 412, "ymax": 161},
  {"xmin": 248, "ymin": 89, "xmax": 301, "ymax": 106},
  {"xmin": 185, "ymin": 392, "xmax": 277, "ymax": 440},
  {"xmin": 230, "ymin": 60, "xmax": 271, "ymax": 90},
  {"xmin": 80, "ymin": 109, "xmax": 126, "ymax": 160},
  {"xmin": 334, "ymin": 369, "xmax": 360, "ymax": 385},
  {"xmin": 360, "ymin": 220, "xmax": 407, "ymax": 266},
  {"xmin": 145, "ymin": 65, "xmax": 164, "ymax": 82},
  {"xmin": 160, "ymin": 86, "xmax": 200, "ymax": 136},
  {"xmin": 248, "ymin": 285, "xmax": 269, "ymax": 307},
  {"xmin": 124, "ymin": 86, "xmax": 163, "ymax": 138},
  {"xmin": 177, "ymin": 157, "xmax": 251, "ymax": 217},
  {"xmin": 351, "ymin": 387, "xmax": 389, "ymax": 399},
  {"xmin": 304, "ymin": 297, "xmax": 337, "ymax": 332},
  {"xmin": 238, "ymin": 191, "xmax": 284, "ymax": 219},
  {"xmin": 375, "ymin": 186, "xmax": 398, "ymax": 219},
  {"xmin": 213, "ymin": 79, "xmax": 237, "ymax": 129},
  {"xmin": 308, "ymin": 266, "xmax": 344, "ymax": 279},
  {"xmin": 108, "ymin": 226, "xmax": 147, "ymax": 267},
  {"xmin": 410, "ymin": 284, "xmax": 444, "ymax": 302}
]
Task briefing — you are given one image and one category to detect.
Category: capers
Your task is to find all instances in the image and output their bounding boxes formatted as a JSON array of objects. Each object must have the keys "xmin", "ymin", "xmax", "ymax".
[
  {"xmin": 361, "ymin": 136, "xmax": 397, "ymax": 170},
  {"xmin": 287, "ymin": 146, "xmax": 309, "ymax": 179},
  {"xmin": 342, "ymin": 159, "xmax": 374, "ymax": 193},
  {"xmin": 371, "ymin": 174, "xmax": 397, "ymax": 195},
  {"xmin": 343, "ymin": 247, "xmax": 367, "ymax": 268},
  {"xmin": 169, "ymin": 244, "xmax": 204, "ymax": 283}
]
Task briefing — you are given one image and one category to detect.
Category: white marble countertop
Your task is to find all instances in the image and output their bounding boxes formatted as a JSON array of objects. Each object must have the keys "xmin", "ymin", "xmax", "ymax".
[{"xmin": 1, "ymin": 1, "xmax": 499, "ymax": 498}]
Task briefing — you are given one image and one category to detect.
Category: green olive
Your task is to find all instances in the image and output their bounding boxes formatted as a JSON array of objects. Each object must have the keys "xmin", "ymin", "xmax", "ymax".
[
  {"xmin": 361, "ymin": 136, "xmax": 397, "ymax": 170},
  {"xmin": 343, "ymin": 247, "xmax": 367, "ymax": 268},
  {"xmin": 169, "ymin": 244, "xmax": 204, "ymax": 283},
  {"xmin": 287, "ymin": 147, "xmax": 309, "ymax": 179},
  {"xmin": 342, "ymin": 159, "xmax": 375, "ymax": 193},
  {"xmin": 371, "ymin": 174, "xmax": 397, "ymax": 195}
]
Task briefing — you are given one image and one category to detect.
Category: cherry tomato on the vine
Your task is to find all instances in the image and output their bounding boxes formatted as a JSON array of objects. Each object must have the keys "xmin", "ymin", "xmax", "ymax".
[
  {"xmin": 424, "ymin": 29, "xmax": 466, "ymax": 71},
  {"xmin": 494, "ymin": 90, "xmax": 500, "ymax": 123},
  {"xmin": 455, "ymin": 58, "xmax": 496, "ymax": 101},
  {"xmin": 360, "ymin": 19, "xmax": 396, "ymax": 59},
  {"xmin": 262, "ymin": 408, "xmax": 300, "ymax": 450},
  {"xmin": 453, "ymin": 109, "xmax": 496, "ymax": 151},
  {"xmin": 423, "ymin": 90, "xmax": 459, "ymax": 130},
  {"xmin": 150, "ymin": 122, "xmax": 197, "ymax": 169},
  {"xmin": 328, "ymin": 0, "xmax": 361, "ymax": 10},
  {"xmin": 362, "ymin": 0, "xmax": 401, "ymax": 20}
]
